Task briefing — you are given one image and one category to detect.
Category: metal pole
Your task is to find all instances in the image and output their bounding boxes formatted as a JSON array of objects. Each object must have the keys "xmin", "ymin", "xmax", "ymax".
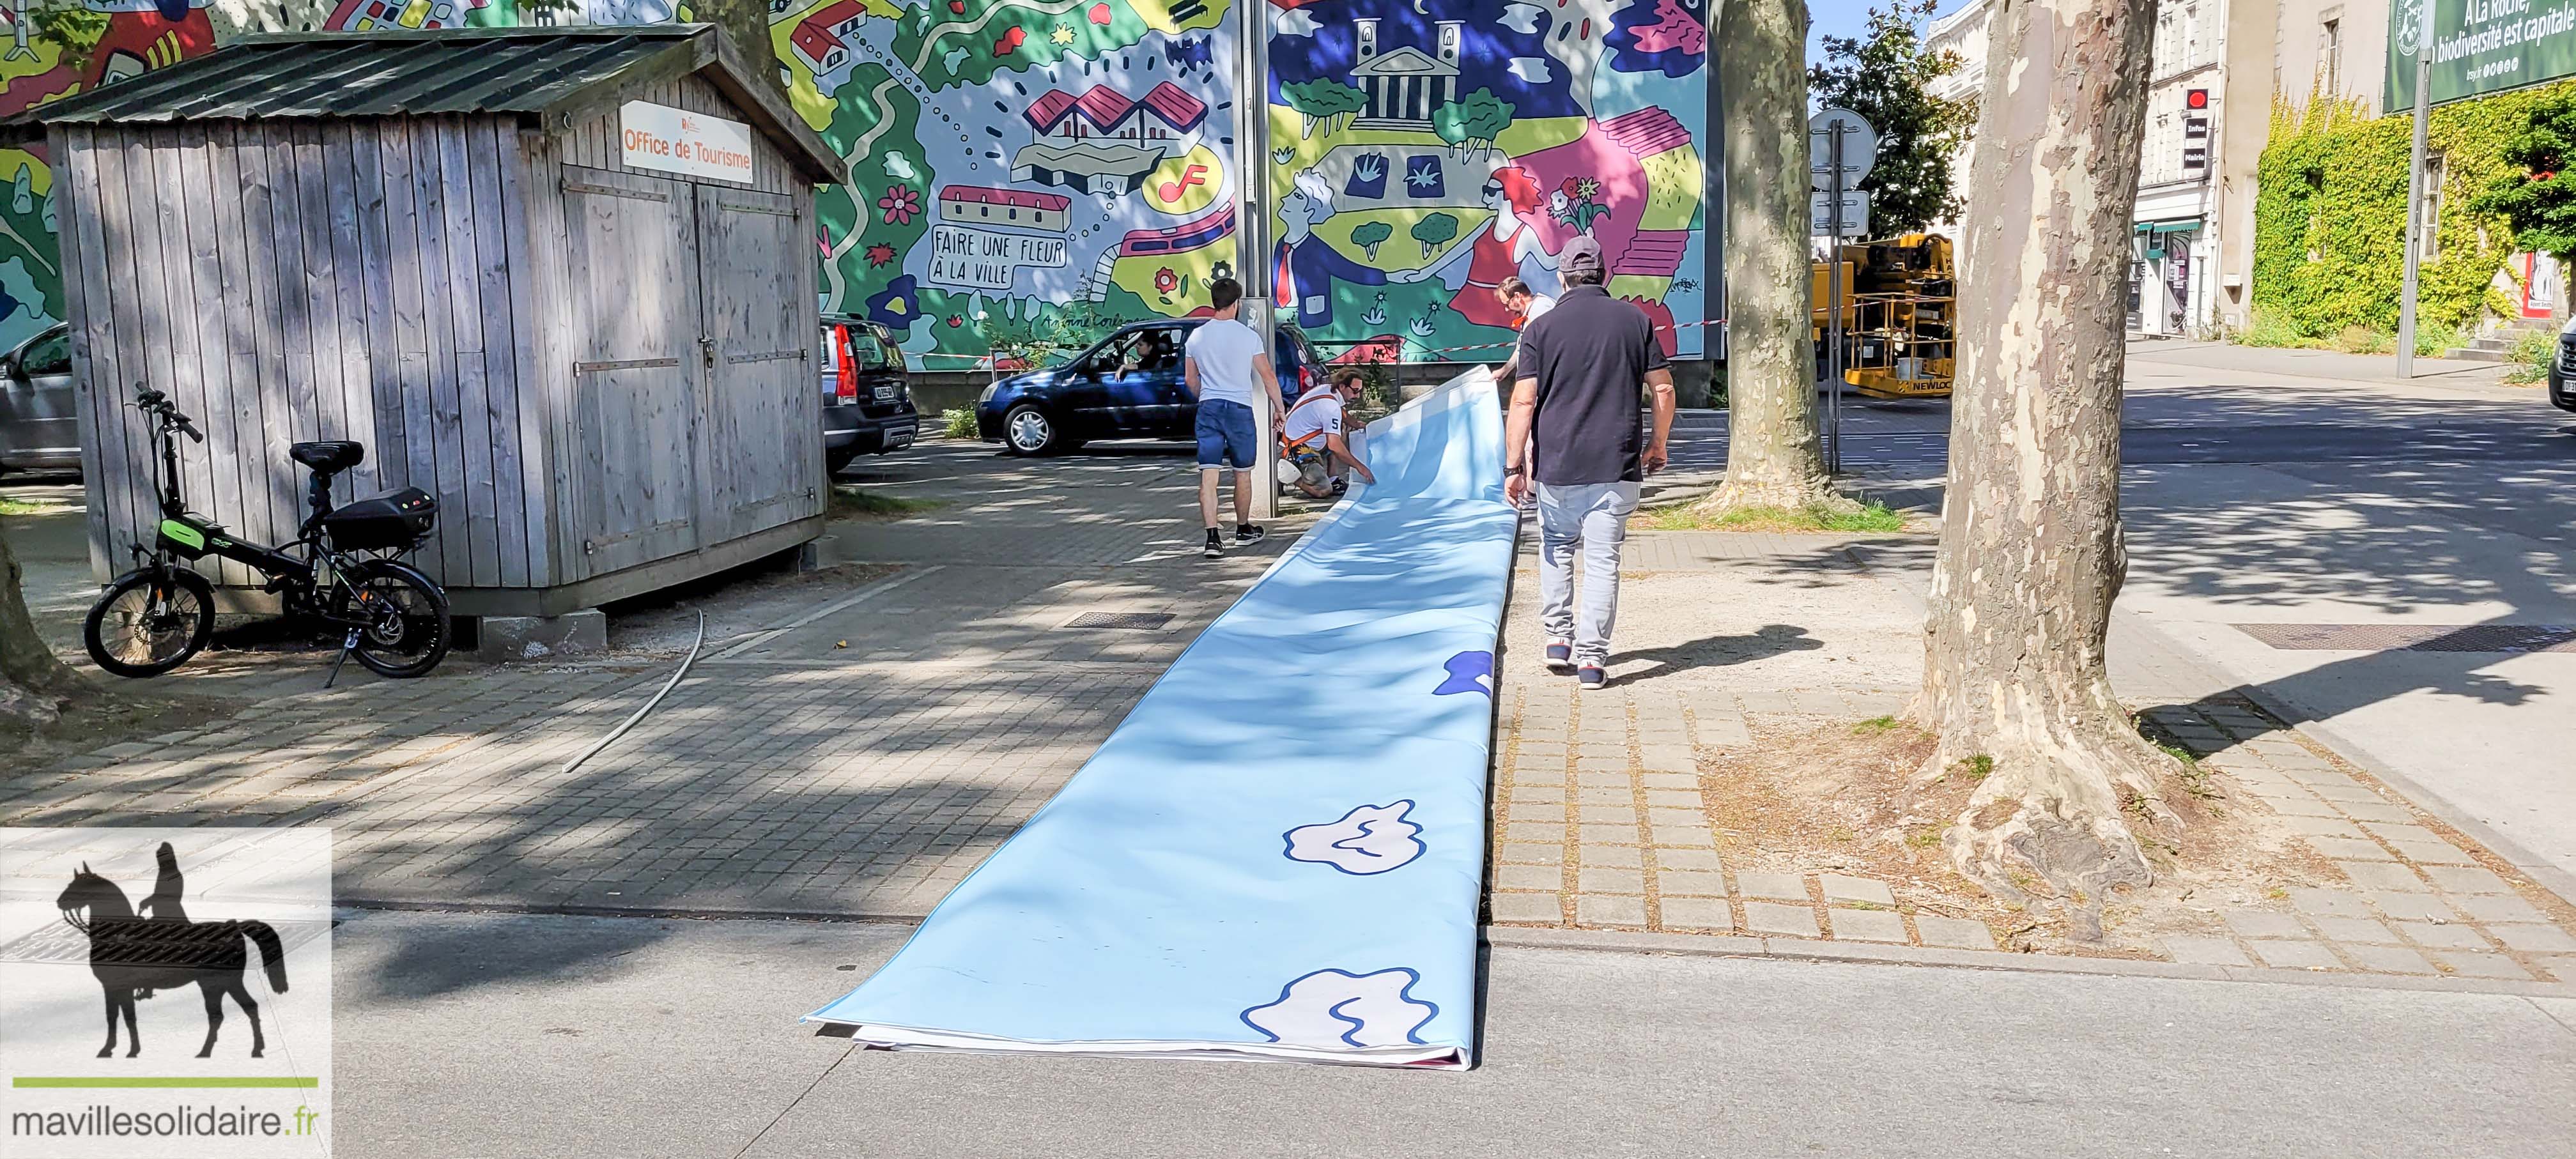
[
  {"xmin": 1825, "ymin": 125, "xmax": 1845, "ymax": 475},
  {"xmin": 1237, "ymin": 0, "xmax": 1277, "ymax": 519},
  {"xmin": 2396, "ymin": 0, "xmax": 2438, "ymax": 379}
]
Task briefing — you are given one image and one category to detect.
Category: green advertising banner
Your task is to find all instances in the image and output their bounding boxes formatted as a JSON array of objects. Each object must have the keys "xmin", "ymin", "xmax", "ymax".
[{"xmin": 2387, "ymin": 0, "xmax": 2576, "ymax": 110}]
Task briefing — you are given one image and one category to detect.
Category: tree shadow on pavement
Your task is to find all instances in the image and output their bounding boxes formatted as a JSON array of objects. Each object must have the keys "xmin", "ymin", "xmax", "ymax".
[{"xmin": 1612, "ymin": 624, "xmax": 1826, "ymax": 687}]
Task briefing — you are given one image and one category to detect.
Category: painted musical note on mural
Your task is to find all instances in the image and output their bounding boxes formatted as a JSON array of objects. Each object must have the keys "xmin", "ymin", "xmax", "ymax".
[{"xmin": 1155, "ymin": 160, "xmax": 1210, "ymax": 204}]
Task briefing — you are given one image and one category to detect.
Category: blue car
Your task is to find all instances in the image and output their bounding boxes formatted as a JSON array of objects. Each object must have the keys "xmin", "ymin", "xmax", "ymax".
[{"xmin": 977, "ymin": 319, "xmax": 1325, "ymax": 455}]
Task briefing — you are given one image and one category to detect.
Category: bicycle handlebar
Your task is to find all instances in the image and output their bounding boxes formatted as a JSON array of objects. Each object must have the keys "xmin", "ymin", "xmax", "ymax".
[{"xmin": 132, "ymin": 385, "xmax": 201, "ymax": 441}]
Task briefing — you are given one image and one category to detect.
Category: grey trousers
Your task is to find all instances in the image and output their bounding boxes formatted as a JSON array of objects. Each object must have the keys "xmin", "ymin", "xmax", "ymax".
[{"xmin": 1535, "ymin": 480, "xmax": 1640, "ymax": 666}]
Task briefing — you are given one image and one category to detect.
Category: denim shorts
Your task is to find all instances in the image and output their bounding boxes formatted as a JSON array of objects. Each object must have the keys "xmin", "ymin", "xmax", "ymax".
[{"xmin": 1194, "ymin": 398, "xmax": 1258, "ymax": 469}]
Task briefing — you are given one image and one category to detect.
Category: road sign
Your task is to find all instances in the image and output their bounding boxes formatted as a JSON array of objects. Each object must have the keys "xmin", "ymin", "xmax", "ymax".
[
  {"xmin": 1808, "ymin": 106, "xmax": 1879, "ymax": 191},
  {"xmin": 1810, "ymin": 189, "xmax": 1870, "ymax": 238}
]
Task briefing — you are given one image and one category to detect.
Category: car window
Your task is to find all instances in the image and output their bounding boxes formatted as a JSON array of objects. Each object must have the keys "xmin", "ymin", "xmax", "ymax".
[
  {"xmin": 19, "ymin": 328, "xmax": 69, "ymax": 376},
  {"xmin": 845, "ymin": 329, "xmax": 886, "ymax": 370},
  {"xmin": 1102, "ymin": 328, "xmax": 1180, "ymax": 375}
]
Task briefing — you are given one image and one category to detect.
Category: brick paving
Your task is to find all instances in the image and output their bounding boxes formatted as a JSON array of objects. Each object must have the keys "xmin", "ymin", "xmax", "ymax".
[{"xmin": 1486, "ymin": 515, "xmax": 2576, "ymax": 984}]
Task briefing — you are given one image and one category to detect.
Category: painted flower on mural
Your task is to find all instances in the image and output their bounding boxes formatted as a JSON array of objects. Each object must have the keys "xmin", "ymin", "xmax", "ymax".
[
  {"xmin": 1050, "ymin": 25, "xmax": 1075, "ymax": 45},
  {"xmin": 948, "ymin": 314, "xmax": 966, "ymax": 328},
  {"xmin": 1552, "ymin": 176, "xmax": 1611, "ymax": 236},
  {"xmin": 865, "ymin": 243, "xmax": 897, "ymax": 268},
  {"xmin": 1153, "ymin": 267, "xmax": 1179, "ymax": 295},
  {"xmin": 877, "ymin": 185, "xmax": 922, "ymax": 226},
  {"xmin": 865, "ymin": 275, "xmax": 925, "ymax": 330},
  {"xmin": 1087, "ymin": 2, "xmax": 1111, "ymax": 22},
  {"xmin": 994, "ymin": 26, "xmax": 1026, "ymax": 55}
]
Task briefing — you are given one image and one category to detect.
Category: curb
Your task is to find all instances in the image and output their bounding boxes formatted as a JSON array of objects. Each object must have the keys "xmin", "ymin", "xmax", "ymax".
[{"xmin": 1481, "ymin": 925, "xmax": 2576, "ymax": 998}]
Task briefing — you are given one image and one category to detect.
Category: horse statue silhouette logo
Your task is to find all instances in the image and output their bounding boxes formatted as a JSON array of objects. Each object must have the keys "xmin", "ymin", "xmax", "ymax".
[{"xmin": 52, "ymin": 842, "xmax": 289, "ymax": 1059}]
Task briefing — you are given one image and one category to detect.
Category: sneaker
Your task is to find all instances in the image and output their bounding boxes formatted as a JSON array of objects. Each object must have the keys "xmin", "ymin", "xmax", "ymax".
[
  {"xmin": 1577, "ymin": 665, "xmax": 1607, "ymax": 691},
  {"xmin": 1202, "ymin": 528, "xmax": 1223, "ymax": 559},
  {"xmin": 1543, "ymin": 640, "xmax": 1575, "ymax": 673},
  {"xmin": 1235, "ymin": 523, "xmax": 1267, "ymax": 546},
  {"xmin": 1330, "ymin": 477, "xmax": 1349, "ymax": 496}
]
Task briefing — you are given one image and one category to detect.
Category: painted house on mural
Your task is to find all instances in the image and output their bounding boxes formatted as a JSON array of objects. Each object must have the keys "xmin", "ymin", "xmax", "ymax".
[
  {"xmin": 5, "ymin": 25, "xmax": 848, "ymax": 622},
  {"xmin": 789, "ymin": 0, "xmax": 869, "ymax": 73}
]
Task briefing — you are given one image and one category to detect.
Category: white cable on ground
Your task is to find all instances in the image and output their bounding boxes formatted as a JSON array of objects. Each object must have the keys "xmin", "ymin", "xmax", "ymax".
[{"xmin": 560, "ymin": 610, "xmax": 704, "ymax": 776}]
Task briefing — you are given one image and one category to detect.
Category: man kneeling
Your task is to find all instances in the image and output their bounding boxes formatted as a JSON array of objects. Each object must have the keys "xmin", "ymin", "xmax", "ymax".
[{"xmin": 1283, "ymin": 367, "xmax": 1377, "ymax": 498}]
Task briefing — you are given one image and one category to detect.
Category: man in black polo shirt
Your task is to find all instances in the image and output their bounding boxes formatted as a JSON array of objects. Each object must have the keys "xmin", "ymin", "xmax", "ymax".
[{"xmin": 1504, "ymin": 237, "xmax": 1676, "ymax": 690}]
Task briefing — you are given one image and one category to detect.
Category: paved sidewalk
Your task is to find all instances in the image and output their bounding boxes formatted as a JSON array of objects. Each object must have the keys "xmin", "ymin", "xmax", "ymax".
[
  {"xmin": 1487, "ymin": 521, "xmax": 2576, "ymax": 986},
  {"xmin": 1, "ymin": 441, "xmax": 1309, "ymax": 919}
]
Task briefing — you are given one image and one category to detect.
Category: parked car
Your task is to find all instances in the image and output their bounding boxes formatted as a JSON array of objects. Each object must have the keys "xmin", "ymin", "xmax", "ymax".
[
  {"xmin": 976, "ymin": 318, "xmax": 1325, "ymax": 455},
  {"xmin": 822, "ymin": 314, "xmax": 920, "ymax": 474},
  {"xmin": 0, "ymin": 321, "xmax": 78, "ymax": 475},
  {"xmin": 2553, "ymin": 321, "xmax": 2576, "ymax": 413}
]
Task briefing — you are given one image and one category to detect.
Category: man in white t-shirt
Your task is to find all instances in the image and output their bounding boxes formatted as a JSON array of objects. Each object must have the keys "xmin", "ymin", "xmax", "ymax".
[
  {"xmin": 1490, "ymin": 275, "xmax": 1556, "ymax": 386},
  {"xmin": 1282, "ymin": 367, "xmax": 1377, "ymax": 498},
  {"xmin": 1183, "ymin": 277, "xmax": 1288, "ymax": 558}
]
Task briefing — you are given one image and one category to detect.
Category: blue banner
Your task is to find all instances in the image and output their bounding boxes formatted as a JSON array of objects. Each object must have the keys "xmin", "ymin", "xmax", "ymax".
[{"xmin": 805, "ymin": 371, "xmax": 1513, "ymax": 1068}]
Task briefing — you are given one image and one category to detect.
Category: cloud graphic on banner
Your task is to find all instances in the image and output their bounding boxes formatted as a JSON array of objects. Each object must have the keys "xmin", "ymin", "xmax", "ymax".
[
  {"xmin": 1274, "ymin": 7, "xmax": 1320, "ymax": 36},
  {"xmin": 1283, "ymin": 802, "xmax": 1424, "ymax": 874},
  {"xmin": 1241, "ymin": 968, "xmax": 1437, "ymax": 1048},
  {"xmin": 1508, "ymin": 56, "xmax": 1554, "ymax": 84},
  {"xmin": 1433, "ymin": 650, "xmax": 1494, "ymax": 697},
  {"xmin": 1498, "ymin": 3, "xmax": 1547, "ymax": 33}
]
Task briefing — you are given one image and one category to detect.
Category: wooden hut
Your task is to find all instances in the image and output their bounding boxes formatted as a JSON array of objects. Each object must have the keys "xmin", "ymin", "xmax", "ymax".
[{"xmin": 6, "ymin": 26, "xmax": 846, "ymax": 624}]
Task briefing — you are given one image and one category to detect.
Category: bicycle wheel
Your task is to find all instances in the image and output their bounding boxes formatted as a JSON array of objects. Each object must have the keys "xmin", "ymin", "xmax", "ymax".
[
  {"xmin": 83, "ymin": 566, "xmax": 215, "ymax": 678},
  {"xmin": 335, "ymin": 560, "xmax": 451, "ymax": 679}
]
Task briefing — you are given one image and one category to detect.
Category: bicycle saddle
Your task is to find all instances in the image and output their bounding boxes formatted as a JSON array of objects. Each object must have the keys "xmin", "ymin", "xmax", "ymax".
[{"xmin": 289, "ymin": 441, "xmax": 365, "ymax": 472}]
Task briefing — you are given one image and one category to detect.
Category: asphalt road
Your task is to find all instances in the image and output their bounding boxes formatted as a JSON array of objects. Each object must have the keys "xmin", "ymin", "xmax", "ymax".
[{"xmin": 334, "ymin": 909, "xmax": 2576, "ymax": 1159}]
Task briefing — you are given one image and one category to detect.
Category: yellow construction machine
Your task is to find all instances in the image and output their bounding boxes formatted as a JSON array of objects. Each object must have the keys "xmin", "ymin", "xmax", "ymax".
[{"xmin": 1811, "ymin": 233, "xmax": 1955, "ymax": 399}]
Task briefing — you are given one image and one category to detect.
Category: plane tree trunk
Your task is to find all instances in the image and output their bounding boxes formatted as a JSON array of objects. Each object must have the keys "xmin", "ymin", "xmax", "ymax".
[
  {"xmin": 0, "ymin": 525, "xmax": 85, "ymax": 728},
  {"xmin": 1700, "ymin": 0, "xmax": 1847, "ymax": 514},
  {"xmin": 1909, "ymin": 0, "xmax": 2183, "ymax": 942}
]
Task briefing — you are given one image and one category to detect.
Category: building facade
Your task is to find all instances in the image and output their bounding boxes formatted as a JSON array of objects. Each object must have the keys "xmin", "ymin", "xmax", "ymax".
[{"xmin": 2130, "ymin": 0, "xmax": 2275, "ymax": 337}]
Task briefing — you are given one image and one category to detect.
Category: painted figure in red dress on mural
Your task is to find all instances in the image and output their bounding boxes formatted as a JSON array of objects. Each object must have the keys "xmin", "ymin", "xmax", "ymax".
[{"xmin": 1398, "ymin": 165, "xmax": 1559, "ymax": 331}]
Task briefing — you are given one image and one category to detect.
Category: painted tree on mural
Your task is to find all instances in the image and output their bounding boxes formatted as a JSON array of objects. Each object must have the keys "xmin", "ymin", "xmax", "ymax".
[
  {"xmin": 1911, "ymin": 0, "xmax": 2183, "ymax": 942},
  {"xmin": 1431, "ymin": 89, "xmax": 1513, "ymax": 159},
  {"xmin": 1698, "ymin": 0, "xmax": 1842, "ymax": 514},
  {"xmin": 1283, "ymin": 77, "xmax": 1366, "ymax": 138}
]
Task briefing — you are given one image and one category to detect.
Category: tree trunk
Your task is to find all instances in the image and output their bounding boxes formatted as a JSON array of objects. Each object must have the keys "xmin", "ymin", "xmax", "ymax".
[
  {"xmin": 695, "ymin": 0, "xmax": 783, "ymax": 92},
  {"xmin": 1701, "ymin": 0, "xmax": 1844, "ymax": 513},
  {"xmin": 1909, "ymin": 0, "xmax": 2180, "ymax": 942},
  {"xmin": 0, "ymin": 523, "xmax": 86, "ymax": 728}
]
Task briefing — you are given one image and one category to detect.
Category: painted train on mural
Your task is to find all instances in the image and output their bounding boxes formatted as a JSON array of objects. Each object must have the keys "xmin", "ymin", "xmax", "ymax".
[{"xmin": 0, "ymin": 0, "xmax": 1706, "ymax": 365}]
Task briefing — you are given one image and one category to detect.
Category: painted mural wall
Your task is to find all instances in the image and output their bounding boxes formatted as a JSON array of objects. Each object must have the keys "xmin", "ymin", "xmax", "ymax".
[
  {"xmin": 0, "ymin": 0, "xmax": 1702, "ymax": 369},
  {"xmin": 1265, "ymin": 0, "xmax": 1708, "ymax": 362}
]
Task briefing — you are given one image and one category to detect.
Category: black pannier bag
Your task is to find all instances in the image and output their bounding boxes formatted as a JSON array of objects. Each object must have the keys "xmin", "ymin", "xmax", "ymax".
[{"xmin": 321, "ymin": 487, "xmax": 437, "ymax": 551}]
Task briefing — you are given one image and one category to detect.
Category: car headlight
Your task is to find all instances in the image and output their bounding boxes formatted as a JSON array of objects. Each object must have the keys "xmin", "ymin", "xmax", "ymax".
[{"xmin": 978, "ymin": 381, "xmax": 1001, "ymax": 404}]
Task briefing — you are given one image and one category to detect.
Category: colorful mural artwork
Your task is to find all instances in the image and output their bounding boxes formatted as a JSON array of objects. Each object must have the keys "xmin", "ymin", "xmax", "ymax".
[
  {"xmin": 1266, "ymin": 0, "xmax": 1707, "ymax": 363},
  {"xmin": 0, "ymin": 0, "xmax": 1699, "ymax": 367}
]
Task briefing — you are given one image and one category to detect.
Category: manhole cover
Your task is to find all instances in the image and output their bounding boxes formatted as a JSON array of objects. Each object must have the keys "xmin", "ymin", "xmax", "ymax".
[
  {"xmin": 2232, "ymin": 623, "xmax": 2576, "ymax": 654},
  {"xmin": 1063, "ymin": 611, "xmax": 1173, "ymax": 631}
]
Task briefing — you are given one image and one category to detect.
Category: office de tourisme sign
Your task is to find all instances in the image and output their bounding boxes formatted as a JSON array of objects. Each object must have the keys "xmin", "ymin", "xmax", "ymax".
[{"xmin": 619, "ymin": 100, "xmax": 755, "ymax": 185}]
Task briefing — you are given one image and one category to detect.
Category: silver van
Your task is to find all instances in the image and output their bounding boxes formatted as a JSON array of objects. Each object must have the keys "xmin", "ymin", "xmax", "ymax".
[{"xmin": 0, "ymin": 321, "xmax": 76, "ymax": 475}]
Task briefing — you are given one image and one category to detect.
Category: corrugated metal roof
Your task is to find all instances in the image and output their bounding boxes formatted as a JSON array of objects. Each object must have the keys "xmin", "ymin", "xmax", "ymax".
[
  {"xmin": 18, "ymin": 27, "xmax": 695, "ymax": 123},
  {"xmin": 0, "ymin": 26, "xmax": 844, "ymax": 183}
]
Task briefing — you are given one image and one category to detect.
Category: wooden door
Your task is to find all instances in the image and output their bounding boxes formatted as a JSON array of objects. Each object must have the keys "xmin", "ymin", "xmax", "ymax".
[
  {"xmin": 695, "ymin": 184, "xmax": 819, "ymax": 541},
  {"xmin": 560, "ymin": 166, "xmax": 702, "ymax": 580}
]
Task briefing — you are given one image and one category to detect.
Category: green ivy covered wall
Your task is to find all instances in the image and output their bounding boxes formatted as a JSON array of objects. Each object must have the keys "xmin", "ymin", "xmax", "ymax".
[{"xmin": 2251, "ymin": 85, "xmax": 2566, "ymax": 337}]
